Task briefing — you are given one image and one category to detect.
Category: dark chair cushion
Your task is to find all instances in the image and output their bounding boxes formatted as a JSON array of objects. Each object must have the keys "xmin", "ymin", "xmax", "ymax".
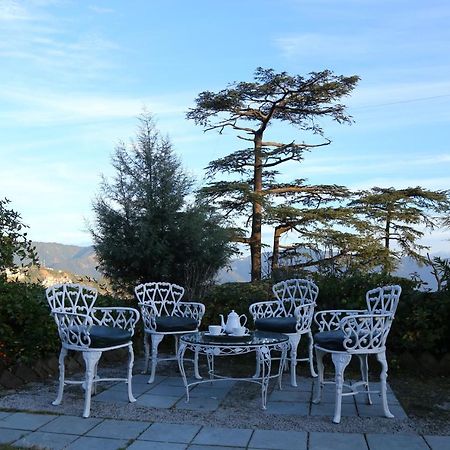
[
  {"xmin": 89, "ymin": 325, "xmax": 132, "ymax": 348},
  {"xmin": 314, "ymin": 330, "xmax": 353, "ymax": 351},
  {"xmin": 155, "ymin": 316, "xmax": 198, "ymax": 333},
  {"xmin": 255, "ymin": 317, "xmax": 297, "ymax": 334}
]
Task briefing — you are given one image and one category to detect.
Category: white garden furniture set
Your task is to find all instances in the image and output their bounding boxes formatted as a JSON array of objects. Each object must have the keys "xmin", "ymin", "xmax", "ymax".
[{"xmin": 45, "ymin": 280, "xmax": 401, "ymax": 423}]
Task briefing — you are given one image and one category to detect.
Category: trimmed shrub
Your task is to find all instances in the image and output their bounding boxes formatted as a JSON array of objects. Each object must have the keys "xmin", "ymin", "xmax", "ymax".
[
  {"xmin": 0, "ymin": 278, "xmax": 56, "ymax": 366},
  {"xmin": 201, "ymin": 281, "xmax": 271, "ymax": 328}
]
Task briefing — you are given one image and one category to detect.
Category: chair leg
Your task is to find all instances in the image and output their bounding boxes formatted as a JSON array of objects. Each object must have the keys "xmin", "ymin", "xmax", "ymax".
[
  {"xmin": 331, "ymin": 352, "xmax": 352, "ymax": 424},
  {"xmin": 193, "ymin": 347, "xmax": 202, "ymax": 380},
  {"xmin": 142, "ymin": 333, "xmax": 150, "ymax": 374},
  {"xmin": 358, "ymin": 354, "xmax": 372, "ymax": 405},
  {"xmin": 253, "ymin": 350, "xmax": 261, "ymax": 379},
  {"xmin": 377, "ymin": 351, "xmax": 394, "ymax": 418},
  {"xmin": 148, "ymin": 333, "xmax": 164, "ymax": 384},
  {"xmin": 307, "ymin": 331, "xmax": 318, "ymax": 378},
  {"xmin": 52, "ymin": 346, "xmax": 67, "ymax": 406},
  {"xmin": 127, "ymin": 343, "xmax": 137, "ymax": 403},
  {"xmin": 288, "ymin": 333, "xmax": 301, "ymax": 387},
  {"xmin": 312, "ymin": 347, "xmax": 325, "ymax": 404},
  {"xmin": 82, "ymin": 351, "xmax": 102, "ymax": 418}
]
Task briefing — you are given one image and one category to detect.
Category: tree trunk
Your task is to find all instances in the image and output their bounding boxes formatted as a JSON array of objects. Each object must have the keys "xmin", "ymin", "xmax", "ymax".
[
  {"xmin": 250, "ymin": 133, "xmax": 263, "ymax": 281},
  {"xmin": 271, "ymin": 226, "xmax": 282, "ymax": 273},
  {"xmin": 271, "ymin": 224, "xmax": 292, "ymax": 273}
]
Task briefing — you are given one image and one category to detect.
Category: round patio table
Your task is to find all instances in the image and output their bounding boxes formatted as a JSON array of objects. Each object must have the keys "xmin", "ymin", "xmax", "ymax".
[{"xmin": 177, "ymin": 330, "xmax": 289, "ymax": 409}]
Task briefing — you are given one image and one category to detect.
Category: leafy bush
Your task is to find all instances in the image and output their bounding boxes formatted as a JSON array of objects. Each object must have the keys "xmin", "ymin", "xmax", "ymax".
[
  {"xmin": 1, "ymin": 273, "xmax": 449, "ymax": 371},
  {"xmin": 201, "ymin": 281, "xmax": 271, "ymax": 328},
  {"xmin": 0, "ymin": 278, "xmax": 141, "ymax": 368},
  {"xmin": 0, "ymin": 278, "xmax": 57, "ymax": 366}
]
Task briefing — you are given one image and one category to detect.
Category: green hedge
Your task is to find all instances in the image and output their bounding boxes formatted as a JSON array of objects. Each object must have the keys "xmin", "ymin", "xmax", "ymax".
[
  {"xmin": 202, "ymin": 274, "xmax": 450, "ymax": 358},
  {"xmin": 0, "ymin": 279, "xmax": 57, "ymax": 366},
  {"xmin": 0, "ymin": 278, "xmax": 141, "ymax": 367},
  {"xmin": 1, "ymin": 274, "xmax": 449, "ymax": 370}
]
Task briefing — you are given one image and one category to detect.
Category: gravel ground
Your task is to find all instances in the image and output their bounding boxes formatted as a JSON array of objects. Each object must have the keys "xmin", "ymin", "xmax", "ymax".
[{"xmin": 1, "ymin": 357, "xmax": 448, "ymax": 436}]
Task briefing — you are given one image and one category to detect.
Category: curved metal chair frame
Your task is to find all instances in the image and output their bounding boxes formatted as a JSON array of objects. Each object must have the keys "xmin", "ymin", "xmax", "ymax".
[
  {"xmin": 249, "ymin": 278, "xmax": 319, "ymax": 386},
  {"xmin": 134, "ymin": 281, "xmax": 205, "ymax": 383},
  {"xmin": 46, "ymin": 283, "xmax": 140, "ymax": 418},
  {"xmin": 313, "ymin": 285, "xmax": 401, "ymax": 423}
]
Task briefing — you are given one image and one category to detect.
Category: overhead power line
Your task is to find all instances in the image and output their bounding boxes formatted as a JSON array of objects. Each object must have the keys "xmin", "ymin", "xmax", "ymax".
[{"xmin": 352, "ymin": 93, "xmax": 450, "ymax": 110}]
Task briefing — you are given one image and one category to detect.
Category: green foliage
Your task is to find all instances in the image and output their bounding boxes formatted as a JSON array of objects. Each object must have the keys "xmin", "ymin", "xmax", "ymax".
[
  {"xmin": 201, "ymin": 281, "xmax": 271, "ymax": 327},
  {"xmin": 187, "ymin": 67, "xmax": 360, "ymax": 281},
  {"xmin": 0, "ymin": 278, "xmax": 56, "ymax": 366},
  {"xmin": 310, "ymin": 272, "xmax": 450, "ymax": 357},
  {"xmin": 0, "ymin": 279, "xmax": 142, "ymax": 368},
  {"xmin": 91, "ymin": 113, "xmax": 235, "ymax": 295},
  {"xmin": 349, "ymin": 186, "xmax": 450, "ymax": 273},
  {"xmin": 0, "ymin": 198, "xmax": 38, "ymax": 275}
]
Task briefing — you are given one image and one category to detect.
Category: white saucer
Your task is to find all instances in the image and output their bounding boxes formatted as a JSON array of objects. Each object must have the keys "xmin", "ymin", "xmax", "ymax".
[{"xmin": 204, "ymin": 331, "xmax": 225, "ymax": 337}]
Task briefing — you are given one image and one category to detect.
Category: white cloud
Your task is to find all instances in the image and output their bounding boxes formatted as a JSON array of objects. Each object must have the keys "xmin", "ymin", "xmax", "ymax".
[
  {"xmin": 88, "ymin": 5, "xmax": 114, "ymax": 14},
  {"xmin": 0, "ymin": 86, "xmax": 190, "ymax": 125},
  {"xmin": 0, "ymin": 0, "xmax": 33, "ymax": 21}
]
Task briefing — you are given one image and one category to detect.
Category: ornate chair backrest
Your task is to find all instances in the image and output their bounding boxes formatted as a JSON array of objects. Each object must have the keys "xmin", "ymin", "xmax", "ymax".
[
  {"xmin": 365, "ymin": 285, "xmax": 401, "ymax": 317},
  {"xmin": 46, "ymin": 283, "xmax": 98, "ymax": 316},
  {"xmin": 272, "ymin": 279, "xmax": 319, "ymax": 316},
  {"xmin": 134, "ymin": 282, "xmax": 185, "ymax": 317},
  {"xmin": 341, "ymin": 313, "xmax": 394, "ymax": 353}
]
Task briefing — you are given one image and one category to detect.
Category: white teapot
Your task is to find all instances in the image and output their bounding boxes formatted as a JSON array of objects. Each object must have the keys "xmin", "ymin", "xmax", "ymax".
[{"xmin": 220, "ymin": 310, "xmax": 247, "ymax": 334}]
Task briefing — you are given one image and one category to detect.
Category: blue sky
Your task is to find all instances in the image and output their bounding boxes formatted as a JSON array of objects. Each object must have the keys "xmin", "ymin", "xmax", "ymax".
[{"xmin": 1, "ymin": 0, "xmax": 449, "ymax": 254}]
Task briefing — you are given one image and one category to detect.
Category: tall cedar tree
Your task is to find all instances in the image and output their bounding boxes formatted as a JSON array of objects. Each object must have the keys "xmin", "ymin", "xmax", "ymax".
[
  {"xmin": 349, "ymin": 186, "xmax": 450, "ymax": 273},
  {"xmin": 91, "ymin": 114, "xmax": 234, "ymax": 294},
  {"xmin": 187, "ymin": 67, "xmax": 359, "ymax": 280}
]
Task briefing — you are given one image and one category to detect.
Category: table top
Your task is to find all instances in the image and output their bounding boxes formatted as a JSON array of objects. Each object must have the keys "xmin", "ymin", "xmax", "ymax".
[{"xmin": 180, "ymin": 330, "xmax": 289, "ymax": 347}]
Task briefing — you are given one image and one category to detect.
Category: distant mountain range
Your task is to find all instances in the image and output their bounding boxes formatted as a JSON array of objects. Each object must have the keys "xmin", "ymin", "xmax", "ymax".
[{"xmin": 30, "ymin": 241, "xmax": 449, "ymax": 290}]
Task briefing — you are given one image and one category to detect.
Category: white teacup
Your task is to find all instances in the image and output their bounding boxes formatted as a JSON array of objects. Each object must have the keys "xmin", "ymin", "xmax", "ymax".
[
  {"xmin": 231, "ymin": 326, "xmax": 248, "ymax": 336},
  {"xmin": 208, "ymin": 325, "xmax": 222, "ymax": 336}
]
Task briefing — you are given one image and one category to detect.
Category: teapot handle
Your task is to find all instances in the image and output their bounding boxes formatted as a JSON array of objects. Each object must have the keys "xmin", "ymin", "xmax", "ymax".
[{"xmin": 239, "ymin": 314, "xmax": 247, "ymax": 326}]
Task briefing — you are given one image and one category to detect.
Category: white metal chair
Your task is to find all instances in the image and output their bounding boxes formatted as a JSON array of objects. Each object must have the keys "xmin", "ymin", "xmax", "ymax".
[
  {"xmin": 313, "ymin": 285, "xmax": 401, "ymax": 423},
  {"xmin": 134, "ymin": 281, "xmax": 205, "ymax": 383},
  {"xmin": 249, "ymin": 278, "xmax": 318, "ymax": 386},
  {"xmin": 46, "ymin": 283, "xmax": 140, "ymax": 418}
]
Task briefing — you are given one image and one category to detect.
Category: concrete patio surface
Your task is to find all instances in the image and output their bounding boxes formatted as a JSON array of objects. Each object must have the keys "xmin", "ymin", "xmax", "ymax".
[{"xmin": 0, "ymin": 356, "xmax": 449, "ymax": 449}]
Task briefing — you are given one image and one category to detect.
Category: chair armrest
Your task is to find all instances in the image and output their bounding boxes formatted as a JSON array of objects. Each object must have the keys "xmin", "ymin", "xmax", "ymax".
[
  {"xmin": 177, "ymin": 302, "xmax": 205, "ymax": 325},
  {"xmin": 340, "ymin": 313, "xmax": 392, "ymax": 352},
  {"xmin": 249, "ymin": 300, "xmax": 283, "ymax": 320},
  {"xmin": 137, "ymin": 303, "xmax": 158, "ymax": 332},
  {"xmin": 92, "ymin": 307, "xmax": 140, "ymax": 336},
  {"xmin": 314, "ymin": 309, "xmax": 366, "ymax": 331},
  {"xmin": 52, "ymin": 311, "xmax": 94, "ymax": 348},
  {"xmin": 294, "ymin": 302, "xmax": 316, "ymax": 333}
]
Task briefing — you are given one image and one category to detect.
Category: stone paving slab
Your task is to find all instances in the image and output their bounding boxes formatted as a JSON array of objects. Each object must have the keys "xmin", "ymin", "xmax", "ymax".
[
  {"xmin": 264, "ymin": 400, "xmax": 309, "ymax": 415},
  {"xmin": 0, "ymin": 411, "xmax": 12, "ymax": 420},
  {"xmin": 0, "ymin": 428, "xmax": 28, "ymax": 445},
  {"xmin": 309, "ymin": 431, "xmax": 368, "ymax": 450},
  {"xmin": 39, "ymin": 414, "xmax": 102, "ymax": 435},
  {"xmin": 0, "ymin": 412, "xmax": 448, "ymax": 450},
  {"xmin": 423, "ymin": 435, "xmax": 450, "ymax": 450},
  {"xmin": 249, "ymin": 429, "xmax": 307, "ymax": 450},
  {"xmin": 65, "ymin": 435, "xmax": 130, "ymax": 450},
  {"xmin": 138, "ymin": 422, "xmax": 201, "ymax": 443},
  {"xmin": 85, "ymin": 418, "xmax": 149, "ymax": 440},
  {"xmin": 366, "ymin": 433, "xmax": 429, "ymax": 450},
  {"xmin": 13, "ymin": 430, "xmax": 78, "ymax": 450},
  {"xmin": 174, "ymin": 395, "xmax": 221, "ymax": 411},
  {"xmin": 0, "ymin": 411, "xmax": 56, "ymax": 430},
  {"xmin": 192, "ymin": 426, "xmax": 253, "ymax": 447},
  {"xmin": 129, "ymin": 441, "xmax": 188, "ymax": 450},
  {"xmin": 137, "ymin": 392, "xmax": 180, "ymax": 408}
]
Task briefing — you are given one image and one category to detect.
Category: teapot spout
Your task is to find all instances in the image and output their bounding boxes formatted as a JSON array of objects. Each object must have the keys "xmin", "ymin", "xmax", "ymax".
[{"xmin": 219, "ymin": 314, "xmax": 225, "ymax": 330}]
